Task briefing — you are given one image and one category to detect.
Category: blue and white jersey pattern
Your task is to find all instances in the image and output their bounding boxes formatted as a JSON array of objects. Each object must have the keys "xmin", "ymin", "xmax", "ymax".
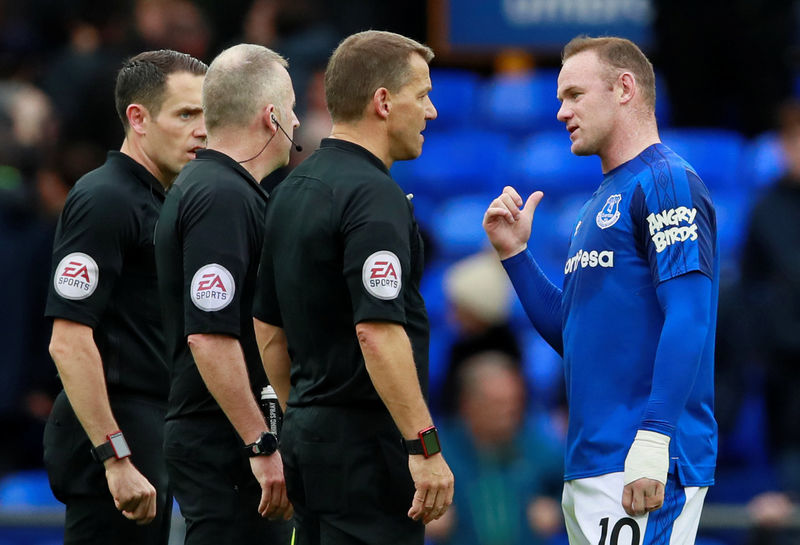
[{"xmin": 561, "ymin": 143, "xmax": 718, "ymax": 486}]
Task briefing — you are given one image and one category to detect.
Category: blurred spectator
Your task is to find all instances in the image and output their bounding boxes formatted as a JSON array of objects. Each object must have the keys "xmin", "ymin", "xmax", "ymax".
[
  {"xmin": 287, "ymin": 66, "xmax": 331, "ymax": 168},
  {"xmin": 742, "ymin": 100, "xmax": 800, "ymax": 494},
  {"xmin": 0, "ymin": 81, "xmax": 58, "ymax": 176},
  {"xmin": 132, "ymin": 0, "xmax": 211, "ymax": 60},
  {"xmin": 0, "ymin": 81, "xmax": 62, "ymax": 476},
  {"xmin": 39, "ymin": 5, "xmax": 130, "ymax": 151},
  {"xmin": 739, "ymin": 99, "xmax": 800, "ymax": 543},
  {"xmin": 746, "ymin": 491, "xmax": 800, "ymax": 545},
  {"xmin": 35, "ymin": 141, "xmax": 105, "ymax": 219},
  {"xmin": 228, "ymin": 0, "xmax": 338, "ymax": 115},
  {"xmin": 0, "ymin": 178, "xmax": 54, "ymax": 476},
  {"xmin": 427, "ymin": 351, "xmax": 564, "ymax": 545},
  {"xmin": 436, "ymin": 251, "xmax": 522, "ymax": 416}
]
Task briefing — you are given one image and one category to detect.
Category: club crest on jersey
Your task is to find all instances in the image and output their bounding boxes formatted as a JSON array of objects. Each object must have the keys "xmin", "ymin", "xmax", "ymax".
[
  {"xmin": 191, "ymin": 263, "xmax": 235, "ymax": 312},
  {"xmin": 54, "ymin": 252, "xmax": 99, "ymax": 300},
  {"xmin": 362, "ymin": 250, "xmax": 402, "ymax": 300},
  {"xmin": 596, "ymin": 194, "xmax": 622, "ymax": 229}
]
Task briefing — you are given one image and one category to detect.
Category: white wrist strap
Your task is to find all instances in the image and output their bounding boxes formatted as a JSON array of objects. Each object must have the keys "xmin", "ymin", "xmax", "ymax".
[{"xmin": 623, "ymin": 430, "xmax": 670, "ymax": 485}]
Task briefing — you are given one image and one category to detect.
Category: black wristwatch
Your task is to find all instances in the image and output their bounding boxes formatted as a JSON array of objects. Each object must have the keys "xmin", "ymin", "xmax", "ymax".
[
  {"xmin": 90, "ymin": 431, "xmax": 132, "ymax": 463},
  {"xmin": 403, "ymin": 425, "xmax": 441, "ymax": 458},
  {"xmin": 245, "ymin": 431, "xmax": 278, "ymax": 457}
]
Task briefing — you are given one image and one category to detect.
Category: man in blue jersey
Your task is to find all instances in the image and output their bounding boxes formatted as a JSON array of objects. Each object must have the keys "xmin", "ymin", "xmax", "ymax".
[{"xmin": 483, "ymin": 36, "xmax": 718, "ymax": 545}]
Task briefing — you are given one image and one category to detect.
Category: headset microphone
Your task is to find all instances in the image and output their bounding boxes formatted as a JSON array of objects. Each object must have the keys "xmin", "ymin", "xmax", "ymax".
[
  {"xmin": 272, "ymin": 114, "xmax": 303, "ymax": 152},
  {"xmin": 238, "ymin": 114, "xmax": 302, "ymax": 163}
]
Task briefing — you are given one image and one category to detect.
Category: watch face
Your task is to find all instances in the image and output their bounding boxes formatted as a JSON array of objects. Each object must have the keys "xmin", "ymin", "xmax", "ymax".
[
  {"xmin": 109, "ymin": 432, "xmax": 131, "ymax": 458},
  {"xmin": 420, "ymin": 428, "xmax": 441, "ymax": 457},
  {"xmin": 257, "ymin": 432, "xmax": 278, "ymax": 455}
]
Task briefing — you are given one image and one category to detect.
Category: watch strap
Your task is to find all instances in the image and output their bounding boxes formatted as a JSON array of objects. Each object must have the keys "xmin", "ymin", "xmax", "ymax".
[
  {"xmin": 403, "ymin": 426, "xmax": 441, "ymax": 458},
  {"xmin": 403, "ymin": 438, "xmax": 425, "ymax": 456},
  {"xmin": 90, "ymin": 430, "xmax": 130, "ymax": 463},
  {"xmin": 245, "ymin": 431, "xmax": 278, "ymax": 457},
  {"xmin": 90, "ymin": 441, "xmax": 116, "ymax": 463}
]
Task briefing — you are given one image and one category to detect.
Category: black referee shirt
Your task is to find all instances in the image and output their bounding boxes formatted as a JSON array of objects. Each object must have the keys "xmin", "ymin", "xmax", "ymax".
[
  {"xmin": 155, "ymin": 149, "xmax": 269, "ymax": 420},
  {"xmin": 45, "ymin": 151, "xmax": 167, "ymax": 400},
  {"xmin": 253, "ymin": 138, "xmax": 429, "ymax": 409}
]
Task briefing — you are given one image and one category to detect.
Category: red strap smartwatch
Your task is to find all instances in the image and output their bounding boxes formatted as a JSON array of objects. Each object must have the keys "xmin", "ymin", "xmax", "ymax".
[
  {"xmin": 90, "ymin": 431, "xmax": 132, "ymax": 463},
  {"xmin": 403, "ymin": 425, "xmax": 441, "ymax": 458}
]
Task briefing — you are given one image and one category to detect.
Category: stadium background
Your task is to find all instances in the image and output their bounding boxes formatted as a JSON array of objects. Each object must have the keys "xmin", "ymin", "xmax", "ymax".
[{"xmin": 1, "ymin": 0, "xmax": 798, "ymax": 543}]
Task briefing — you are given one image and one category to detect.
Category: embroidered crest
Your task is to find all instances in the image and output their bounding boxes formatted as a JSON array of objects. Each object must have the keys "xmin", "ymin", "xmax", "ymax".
[{"xmin": 596, "ymin": 194, "xmax": 622, "ymax": 229}]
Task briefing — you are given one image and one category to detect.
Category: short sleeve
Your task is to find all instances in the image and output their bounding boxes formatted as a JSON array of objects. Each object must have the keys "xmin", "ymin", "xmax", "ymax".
[
  {"xmin": 632, "ymin": 168, "xmax": 717, "ymax": 286},
  {"xmin": 341, "ymin": 180, "xmax": 411, "ymax": 325},
  {"xmin": 181, "ymin": 184, "xmax": 252, "ymax": 337},
  {"xmin": 45, "ymin": 184, "xmax": 131, "ymax": 327}
]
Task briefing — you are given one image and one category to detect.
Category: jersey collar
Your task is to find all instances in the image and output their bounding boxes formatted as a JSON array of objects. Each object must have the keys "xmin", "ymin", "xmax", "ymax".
[
  {"xmin": 108, "ymin": 151, "xmax": 166, "ymax": 198},
  {"xmin": 319, "ymin": 138, "xmax": 391, "ymax": 176},
  {"xmin": 194, "ymin": 149, "xmax": 269, "ymax": 201}
]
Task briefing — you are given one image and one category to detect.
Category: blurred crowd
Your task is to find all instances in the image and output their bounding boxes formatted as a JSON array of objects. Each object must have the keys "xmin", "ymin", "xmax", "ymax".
[{"xmin": 3, "ymin": 1, "xmax": 800, "ymax": 544}]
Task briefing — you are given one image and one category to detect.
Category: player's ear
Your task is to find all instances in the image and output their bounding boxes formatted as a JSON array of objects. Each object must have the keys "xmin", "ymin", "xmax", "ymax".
[
  {"xmin": 264, "ymin": 106, "xmax": 278, "ymax": 133},
  {"xmin": 372, "ymin": 87, "xmax": 391, "ymax": 120},
  {"xmin": 618, "ymin": 72, "xmax": 636, "ymax": 105},
  {"xmin": 126, "ymin": 104, "xmax": 148, "ymax": 135}
]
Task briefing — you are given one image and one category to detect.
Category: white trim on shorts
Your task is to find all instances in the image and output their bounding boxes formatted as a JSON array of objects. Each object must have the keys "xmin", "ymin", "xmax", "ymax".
[{"xmin": 561, "ymin": 472, "xmax": 708, "ymax": 545}]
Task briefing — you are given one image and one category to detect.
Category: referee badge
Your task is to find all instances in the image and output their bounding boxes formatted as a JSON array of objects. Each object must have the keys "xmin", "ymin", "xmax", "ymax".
[
  {"xmin": 53, "ymin": 252, "xmax": 99, "ymax": 300},
  {"xmin": 362, "ymin": 251, "xmax": 402, "ymax": 300},
  {"xmin": 190, "ymin": 263, "xmax": 235, "ymax": 311}
]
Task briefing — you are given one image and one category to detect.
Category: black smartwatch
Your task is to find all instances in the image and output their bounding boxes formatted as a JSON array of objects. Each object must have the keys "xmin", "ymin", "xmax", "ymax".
[
  {"xmin": 403, "ymin": 425, "xmax": 441, "ymax": 458},
  {"xmin": 90, "ymin": 431, "xmax": 131, "ymax": 463},
  {"xmin": 245, "ymin": 431, "xmax": 278, "ymax": 457}
]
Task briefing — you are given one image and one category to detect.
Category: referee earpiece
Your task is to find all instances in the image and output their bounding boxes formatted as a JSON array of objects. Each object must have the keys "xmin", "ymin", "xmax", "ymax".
[{"xmin": 269, "ymin": 112, "xmax": 303, "ymax": 153}]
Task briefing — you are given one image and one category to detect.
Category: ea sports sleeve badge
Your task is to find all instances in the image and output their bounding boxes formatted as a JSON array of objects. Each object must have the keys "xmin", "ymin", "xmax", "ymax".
[
  {"xmin": 53, "ymin": 252, "xmax": 99, "ymax": 300},
  {"xmin": 362, "ymin": 250, "xmax": 402, "ymax": 300},
  {"xmin": 190, "ymin": 263, "xmax": 235, "ymax": 311}
]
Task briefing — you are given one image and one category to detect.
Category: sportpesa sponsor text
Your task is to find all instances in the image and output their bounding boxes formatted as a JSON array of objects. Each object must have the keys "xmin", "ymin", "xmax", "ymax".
[{"xmin": 564, "ymin": 249, "xmax": 614, "ymax": 274}]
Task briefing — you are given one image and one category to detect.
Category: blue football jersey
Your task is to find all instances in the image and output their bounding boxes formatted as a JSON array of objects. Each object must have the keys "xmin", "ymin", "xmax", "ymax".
[{"xmin": 561, "ymin": 143, "xmax": 718, "ymax": 486}]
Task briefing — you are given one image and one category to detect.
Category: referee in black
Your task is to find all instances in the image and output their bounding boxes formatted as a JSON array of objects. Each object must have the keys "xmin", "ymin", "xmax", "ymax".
[
  {"xmin": 253, "ymin": 30, "xmax": 454, "ymax": 545},
  {"xmin": 154, "ymin": 44, "xmax": 297, "ymax": 544},
  {"xmin": 43, "ymin": 50, "xmax": 207, "ymax": 544}
]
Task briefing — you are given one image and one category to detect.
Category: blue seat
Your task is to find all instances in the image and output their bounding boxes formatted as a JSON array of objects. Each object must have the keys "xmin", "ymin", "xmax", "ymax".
[
  {"xmin": 520, "ymin": 329, "xmax": 564, "ymax": 411},
  {"xmin": 429, "ymin": 193, "xmax": 495, "ymax": 260},
  {"xmin": 0, "ymin": 469, "xmax": 61, "ymax": 510},
  {"xmin": 740, "ymin": 131, "xmax": 786, "ymax": 188},
  {"xmin": 420, "ymin": 259, "xmax": 450, "ymax": 325},
  {"xmin": 654, "ymin": 71, "xmax": 673, "ymax": 128},
  {"xmin": 391, "ymin": 130, "xmax": 511, "ymax": 199},
  {"xmin": 660, "ymin": 128, "xmax": 746, "ymax": 191},
  {"xmin": 428, "ymin": 68, "xmax": 481, "ymax": 130},
  {"xmin": 712, "ymin": 190, "xmax": 751, "ymax": 266},
  {"xmin": 509, "ymin": 130, "xmax": 602, "ymax": 197},
  {"xmin": 478, "ymin": 69, "xmax": 562, "ymax": 135}
]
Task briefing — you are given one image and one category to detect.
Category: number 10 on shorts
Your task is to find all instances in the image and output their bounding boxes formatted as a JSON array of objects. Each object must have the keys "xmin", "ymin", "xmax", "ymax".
[{"xmin": 598, "ymin": 517, "xmax": 640, "ymax": 545}]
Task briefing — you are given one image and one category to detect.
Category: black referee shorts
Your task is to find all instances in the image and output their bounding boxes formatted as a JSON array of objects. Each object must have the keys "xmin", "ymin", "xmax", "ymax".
[
  {"xmin": 164, "ymin": 414, "xmax": 292, "ymax": 545},
  {"xmin": 280, "ymin": 405, "xmax": 424, "ymax": 545},
  {"xmin": 43, "ymin": 391, "xmax": 172, "ymax": 545}
]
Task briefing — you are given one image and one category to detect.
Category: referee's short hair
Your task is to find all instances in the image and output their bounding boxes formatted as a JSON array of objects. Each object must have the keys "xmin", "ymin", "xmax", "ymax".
[
  {"xmin": 325, "ymin": 30, "xmax": 434, "ymax": 124},
  {"xmin": 115, "ymin": 49, "xmax": 208, "ymax": 131},
  {"xmin": 202, "ymin": 44, "xmax": 289, "ymax": 133}
]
